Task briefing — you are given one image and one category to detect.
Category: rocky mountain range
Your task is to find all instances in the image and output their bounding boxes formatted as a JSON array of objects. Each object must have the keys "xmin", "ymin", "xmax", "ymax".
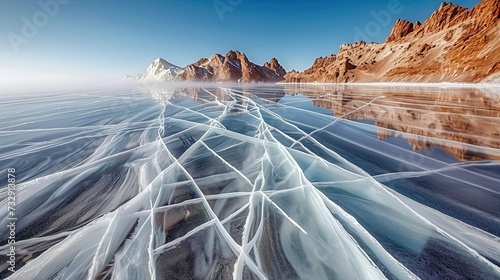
[
  {"xmin": 285, "ymin": 0, "xmax": 500, "ymax": 83},
  {"xmin": 139, "ymin": 51, "xmax": 286, "ymax": 83},
  {"xmin": 135, "ymin": 0, "xmax": 499, "ymax": 84}
]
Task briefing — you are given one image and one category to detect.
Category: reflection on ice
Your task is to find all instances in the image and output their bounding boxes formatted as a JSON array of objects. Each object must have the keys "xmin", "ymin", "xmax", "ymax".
[
  {"xmin": 283, "ymin": 84, "xmax": 500, "ymax": 160},
  {"xmin": 0, "ymin": 84, "xmax": 499, "ymax": 279}
]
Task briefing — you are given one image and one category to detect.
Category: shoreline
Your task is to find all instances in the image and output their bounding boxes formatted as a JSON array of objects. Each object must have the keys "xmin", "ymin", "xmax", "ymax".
[{"xmin": 277, "ymin": 82, "xmax": 500, "ymax": 88}]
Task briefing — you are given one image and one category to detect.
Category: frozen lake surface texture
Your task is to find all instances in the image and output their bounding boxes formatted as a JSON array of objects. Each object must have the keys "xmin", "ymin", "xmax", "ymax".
[{"xmin": 0, "ymin": 84, "xmax": 499, "ymax": 279}]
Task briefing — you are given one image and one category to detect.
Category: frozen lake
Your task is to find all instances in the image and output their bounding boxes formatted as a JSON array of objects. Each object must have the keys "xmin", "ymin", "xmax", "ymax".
[{"xmin": 0, "ymin": 84, "xmax": 499, "ymax": 279}]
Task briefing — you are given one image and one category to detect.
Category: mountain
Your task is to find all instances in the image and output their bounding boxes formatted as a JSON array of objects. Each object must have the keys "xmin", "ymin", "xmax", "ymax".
[
  {"xmin": 177, "ymin": 50, "xmax": 286, "ymax": 82},
  {"xmin": 140, "ymin": 51, "xmax": 286, "ymax": 83},
  {"xmin": 141, "ymin": 58, "xmax": 183, "ymax": 81},
  {"xmin": 285, "ymin": 0, "xmax": 500, "ymax": 83}
]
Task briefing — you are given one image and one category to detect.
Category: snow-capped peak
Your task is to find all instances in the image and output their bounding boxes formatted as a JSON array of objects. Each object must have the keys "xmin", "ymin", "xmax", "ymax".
[
  {"xmin": 141, "ymin": 58, "xmax": 182, "ymax": 81},
  {"xmin": 152, "ymin": 58, "xmax": 180, "ymax": 69}
]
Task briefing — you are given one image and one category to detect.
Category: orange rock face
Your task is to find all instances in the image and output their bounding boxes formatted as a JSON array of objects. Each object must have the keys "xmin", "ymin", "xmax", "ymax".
[
  {"xmin": 285, "ymin": 0, "xmax": 500, "ymax": 83},
  {"xmin": 386, "ymin": 19, "xmax": 416, "ymax": 42},
  {"xmin": 264, "ymin": 58, "xmax": 287, "ymax": 77},
  {"xmin": 177, "ymin": 50, "xmax": 286, "ymax": 82}
]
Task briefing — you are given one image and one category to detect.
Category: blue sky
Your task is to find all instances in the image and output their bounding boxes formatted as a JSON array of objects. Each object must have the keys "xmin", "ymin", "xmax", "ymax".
[{"xmin": 0, "ymin": 0, "xmax": 480, "ymax": 82}]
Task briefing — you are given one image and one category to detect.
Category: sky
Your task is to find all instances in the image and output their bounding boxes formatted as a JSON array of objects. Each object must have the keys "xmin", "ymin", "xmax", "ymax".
[{"xmin": 0, "ymin": 0, "xmax": 481, "ymax": 84}]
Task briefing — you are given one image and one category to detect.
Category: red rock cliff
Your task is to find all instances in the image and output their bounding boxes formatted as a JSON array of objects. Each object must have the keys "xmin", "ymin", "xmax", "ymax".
[{"xmin": 285, "ymin": 0, "xmax": 500, "ymax": 83}]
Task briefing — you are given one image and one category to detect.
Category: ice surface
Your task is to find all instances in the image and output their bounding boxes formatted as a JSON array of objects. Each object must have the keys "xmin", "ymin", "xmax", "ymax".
[{"xmin": 0, "ymin": 84, "xmax": 499, "ymax": 279}]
